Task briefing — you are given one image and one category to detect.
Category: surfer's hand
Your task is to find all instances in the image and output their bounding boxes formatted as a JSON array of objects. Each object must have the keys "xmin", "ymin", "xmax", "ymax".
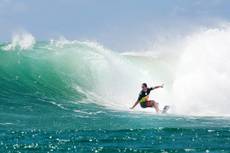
[
  {"xmin": 161, "ymin": 84, "xmax": 164, "ymax": 88},
  {"xmin": 130, "ymin": 107, "xmax": 134, "ymax": 109}
]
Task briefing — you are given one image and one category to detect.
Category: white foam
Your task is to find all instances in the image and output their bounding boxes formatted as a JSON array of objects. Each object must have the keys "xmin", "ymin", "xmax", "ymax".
[
  {"xmin": 117, "ymin": 26, "xmax": 230, "ymax": 116},
  {"xmin": 3, "ymin": 32, "xmax": 35, "ymax": 50},
  {"xmin": 172, "ymin": 26, "xmax": 230, "ymax": 116}
]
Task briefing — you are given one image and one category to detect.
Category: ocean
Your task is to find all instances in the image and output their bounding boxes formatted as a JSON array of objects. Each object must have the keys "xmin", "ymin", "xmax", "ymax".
[{"xmin": 0, "ymin": 31, "xmax": 230, "ymax": 153}]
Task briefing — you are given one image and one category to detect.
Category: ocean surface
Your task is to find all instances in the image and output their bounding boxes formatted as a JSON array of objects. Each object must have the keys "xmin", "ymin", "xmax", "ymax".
[{"xmin": 1, "ymin": 32, "xmax": 230, "ymax": 153}]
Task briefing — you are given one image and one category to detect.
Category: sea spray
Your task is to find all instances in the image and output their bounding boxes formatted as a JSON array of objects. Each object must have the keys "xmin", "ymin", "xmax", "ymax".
[{"xmin": 172, "ymin": 27, "xmax": 230, "ymax": 116}]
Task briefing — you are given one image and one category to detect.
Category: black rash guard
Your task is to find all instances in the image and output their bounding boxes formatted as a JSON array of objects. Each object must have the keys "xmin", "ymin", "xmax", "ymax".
[{"xmin": 137, "ymin": 87, "xmax": 153, "ymax": 101}]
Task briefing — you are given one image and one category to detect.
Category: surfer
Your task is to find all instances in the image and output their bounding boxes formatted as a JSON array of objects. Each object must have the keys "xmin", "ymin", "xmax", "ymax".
[{"xmin": 130, "ymin": 83, "xmax": 163, "ymax": 112}]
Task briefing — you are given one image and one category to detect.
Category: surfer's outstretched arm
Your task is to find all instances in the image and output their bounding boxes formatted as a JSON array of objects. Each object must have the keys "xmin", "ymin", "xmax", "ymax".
[
  {"xmin": 130, "ymin": 101, "xmax": 139, "ymax": 109},
  {"xmin": 152, "ymin": 84, "xmax": 164, "ymax": 90}
]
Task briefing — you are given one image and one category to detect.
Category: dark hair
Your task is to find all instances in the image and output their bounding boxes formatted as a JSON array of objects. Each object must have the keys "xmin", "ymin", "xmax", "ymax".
[{"xmin": 142, "ymin": 83, "xmax": 147, "ymax": 87}]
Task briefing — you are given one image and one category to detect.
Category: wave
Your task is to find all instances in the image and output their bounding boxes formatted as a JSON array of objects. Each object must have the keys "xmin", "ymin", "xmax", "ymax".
[{"xmin": 1, "ymin": 26, "xmax": 230, "ymax": 117}]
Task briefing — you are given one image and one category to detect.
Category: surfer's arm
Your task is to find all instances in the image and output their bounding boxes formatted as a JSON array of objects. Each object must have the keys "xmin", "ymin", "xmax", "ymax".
[
  {"xmin": 130, "ymin": 92, "xmax": 142, "ymax": 109},
  {"xmin": 151, "ymin": 84, "xmax": 164, "ymax": 90},
  {"xmin": 130, "ymin": 100, "xmax": 139, "ymax": 109}
]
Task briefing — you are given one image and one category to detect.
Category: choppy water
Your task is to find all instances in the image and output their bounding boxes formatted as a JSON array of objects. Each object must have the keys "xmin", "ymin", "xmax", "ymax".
[{"xmin": 1, "ymin": 115, "xmax": 230, "ymax": 153}]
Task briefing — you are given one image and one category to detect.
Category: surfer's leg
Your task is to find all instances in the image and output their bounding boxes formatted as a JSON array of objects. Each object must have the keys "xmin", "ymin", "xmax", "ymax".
[
  {"xmin": 153, "ymin": 101, "xmax": 160, "ymax": 113},
  {"xmin": 146, "ymin": 100, "xmax": 159, "ymax": 113}
]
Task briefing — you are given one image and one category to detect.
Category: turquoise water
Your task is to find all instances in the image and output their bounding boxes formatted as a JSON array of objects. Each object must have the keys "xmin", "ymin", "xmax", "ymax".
[{"xmin": 0, "ymin": 41, "xmax": 230, "ymax": 153}]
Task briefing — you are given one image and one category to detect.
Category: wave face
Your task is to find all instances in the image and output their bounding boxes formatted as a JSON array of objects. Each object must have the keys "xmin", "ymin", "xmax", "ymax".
[{"xmin": 0, "ymin": 36, "xmax": 158, "ymax": 129}]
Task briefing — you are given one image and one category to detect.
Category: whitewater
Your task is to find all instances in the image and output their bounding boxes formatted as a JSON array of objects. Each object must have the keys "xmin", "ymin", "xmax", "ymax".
[{"xmin": 0, "ymin": 27, "xmax": 230, "ymax": 152}]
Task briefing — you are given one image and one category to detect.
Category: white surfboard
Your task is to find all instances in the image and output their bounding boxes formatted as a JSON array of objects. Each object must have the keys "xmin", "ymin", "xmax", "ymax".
[{"xmin": 161, "ymin": 105, "xmax": 170, "ymax": 114}]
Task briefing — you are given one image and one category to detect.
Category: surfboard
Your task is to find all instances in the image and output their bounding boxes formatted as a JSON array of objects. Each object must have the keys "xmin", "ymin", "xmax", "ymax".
[{"xmin": 161, "ymin": 105, "xmax": 170, "ymax": 114}]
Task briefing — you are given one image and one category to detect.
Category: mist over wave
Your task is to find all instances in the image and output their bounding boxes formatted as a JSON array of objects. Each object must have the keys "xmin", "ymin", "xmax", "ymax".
[
  {"xmin": 1, "ymin": 26, "xmax": 230, "ymax": 117},
  {"xmin": 172, "ymin": 27, "xmax": 230, "ymax": 116}
]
